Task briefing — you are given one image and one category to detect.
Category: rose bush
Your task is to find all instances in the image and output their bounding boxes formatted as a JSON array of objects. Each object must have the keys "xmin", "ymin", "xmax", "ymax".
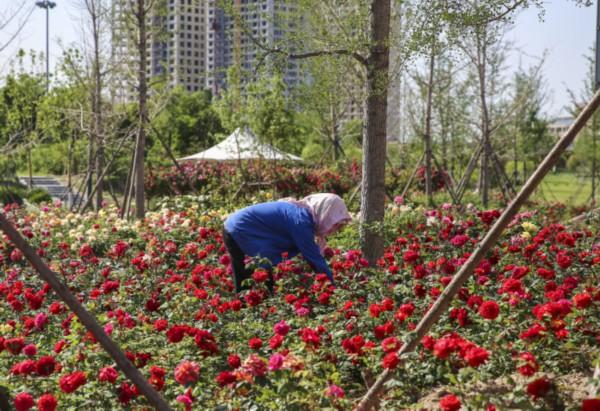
[{"xmin": 0, "ymin": 199, "xmax": 598, "ymax": 410}]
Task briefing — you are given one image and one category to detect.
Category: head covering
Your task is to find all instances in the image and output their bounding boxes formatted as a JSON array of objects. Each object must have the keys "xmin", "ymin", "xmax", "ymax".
[{"xmin": 282, "ymin": 193, "xmax": 351, "ymax": 253}]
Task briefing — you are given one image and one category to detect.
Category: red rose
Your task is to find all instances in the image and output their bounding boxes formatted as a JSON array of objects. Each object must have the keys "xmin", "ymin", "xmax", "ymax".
[
  {"xmin": 450, "ymin": 234, "xmax": 469, "ymax": 247},
  {"xmin": 517, "ymin": 352, "xmax": 538, "ymax": 377},
  {"xmin": 37, "ymin": 393, "xmax": 58, "ymax": 411},
  {"xmin": 369, "ymin": 304, "xmax": 382, "ymax": 318},
  {"xmin": 463, "ymin": 346, "xmax": 489, "ymax": 367},
  {"xmin": 99, "ymin": 366, "xmax": 119, "ymax": 383},
  {"xmin": 526, "ymin": 377, "xmax": 552, "ymax": 398},
  {"xmin": 440, "ymin": 394, "xmax": 461, "ymax": 411},
  {"xmin": 215, "ymin": 371, "xmax": 236, "ymax": 387},
  {"xmin": 36, "ymin": 356, "xmax": 57, "ymax": 376},
  {"xmin": 382, "ymin": 352, "xmax": 400, "ymax": 369},
  {"xmin": 273, "ymin": 320, "xmax": 290, "ymax": 336},
  {"xmin": 251, "ymin": 270, "xmax": 269, "ymax": 283},
  {"xmin": 166, "ymin": 325, "xmax": 188, "ymax": 343},
  {"xmin": 433, "ymin": 337, "xmax": 456, "ymax": 360},
  {"xmin": 154, "ymin": 319, "xmax": 168, "ymax": 331},
  {"xmin": 78, "ymin": 244, "xmax": 94, "ymax": 258},
  {"xmin": 249, "ymin": 337, "xmax": 263, "ymax": 350},
  {"xmin": 59, "ymin": 371, "xmax": 87, "ymax": 393},
  {"xmin": 537, "ymin": 268, "xmax": 555, "ymax": 280},
  {"xmin": 582, "ymin": 399, "xmax": 600, "ymax": 411},
  {"xmin": 13, "ymin": 392, "xmax": 34, "ymax": 411},
  {"xmin": 4, "ymin": 337, "xmax": 25, "ymax": 355},
  {"xmin": 269, "ymin": 334, "xmax": 284, "ymax": 350},
  {"xmin": 194, "ymin": 330, "xmax": 218, "ymax": 356},
  {"xmin": 11, "ymin": 360, "xmax": 36, "ymax": 376},
  {"xmin": 381, "ymin": 336, "xmax": 401, "ymax": 353},
  {"xmin": 118, "ymin": 382, "xmax": 137, "ymax": 405},
  {"xmin": 556, "ymin": 252, "xmax": 572, "ymax": 269},
  {"xmin": 421, "ymin": 335, "xmax": 436, "ymax": 351},
  {"xmin": 10, "ymin": 249, "xmax": 23, "ymax": 262},
  {"xmin": 478, "ymin": 301, "xmax": 500, "ymax": 320},
  {"xmin": 403, "ymin": 250, "xmax": 420, "ymax": 264},
  {"xmin": 573, "ymin": 292, "xmax": 592, "ymax": 309},
  {"xmin": 342, "ymin": 335, "xmax": 365, "ymax": 356},
  {"xmin": 299, "ymin": 328, "xmax": 321, "ymax": 349},
  {"xmin": 174, "ymin": 360, "xmax": 200, "ymax": 385},
  {"xmin": 228, "ymin": 354, "xmax": 241, "ymax": 369}
]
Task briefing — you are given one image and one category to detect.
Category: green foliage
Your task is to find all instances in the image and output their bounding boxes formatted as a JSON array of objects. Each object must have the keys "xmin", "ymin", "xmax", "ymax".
[
  {"xmin": 25, "ymin": 187, "xmax": 52, "ymax": 204},
  {"xmin": 566, "ymin": 49, "xmax": 600, "ymax": 175},
  {"xmin": 216, "ymin": 69, "xmax": 306, "ymax": 156},
  {"xmin": 16, "ymin": 140, "xmax": 87, "ymax": 175},
  {"xmin": 37, "ymin": 83, "xmax": 86, "ymax": 146},
  {"xmin": 247, "ymin": 74, "xmax": 306, "ymax": 155},
  {"xmin": 0, "ymin": 69, "xmax": 46, "ymax": 158},
  {"xmin": 150, "ymin": 86, "xmax": 224, "ymax": 160},
  {"xmin": 0, "ymin": 184, "xmax": 25, "ymax": 205},
  {"xmin": 301, "ymin": 142, "xmax": 324, "ymax": 162}
]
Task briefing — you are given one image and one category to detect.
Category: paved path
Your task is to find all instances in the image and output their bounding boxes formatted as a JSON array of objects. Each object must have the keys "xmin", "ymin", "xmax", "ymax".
[{"xmin": 18, "ymin": 176, "xmax": 82, "ymax": 208}]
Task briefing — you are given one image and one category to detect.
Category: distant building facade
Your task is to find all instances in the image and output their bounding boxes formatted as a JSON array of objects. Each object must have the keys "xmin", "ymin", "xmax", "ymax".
[
  {"xmin": 548, "ymin": 117, "xmax": 574, "ymax": 151},
  {"xmin": 111, "ymin": 0, "xmax": 304, "ymax": 101}
]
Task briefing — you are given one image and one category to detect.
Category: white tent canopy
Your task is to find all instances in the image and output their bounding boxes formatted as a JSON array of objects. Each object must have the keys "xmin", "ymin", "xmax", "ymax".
[{"xmin": 178, "ymin": 127, "xmax": 302, "ymax": 162}]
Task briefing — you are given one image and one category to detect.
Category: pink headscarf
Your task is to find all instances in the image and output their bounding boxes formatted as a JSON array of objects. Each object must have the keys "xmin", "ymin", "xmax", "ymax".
[{"xmin": 282, "ymin": 193, "xmax": 352, "ymax": 252}]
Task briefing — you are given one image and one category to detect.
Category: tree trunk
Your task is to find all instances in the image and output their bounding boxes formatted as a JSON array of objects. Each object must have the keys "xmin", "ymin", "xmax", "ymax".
[
  {"xmin": 134, "ymin": 0, "xmax": 148, "ymax": 219},
  {"xmin": 86, "ymin": 129, "xmax": 94, "ymax": 204},
  {"xmin": 91, "ymin": 0, "xmax": 104, "ymax": 211},
  {"xmin": 476, "ymin": 32, "xmax": 491, "ymax": 207},
  {"xmin": 27, "ymin": 147, "xmax": 32, "ymax": 189},
  {"xmin": 592, "ymin": 125, "xmax": 597, "ymax": 205},
  {"xmin": 359, "ymin": 0, "xmax": 391, "ymax": 266},
  {"xmin": 424, "ymin": 43, "xmax": 435, "ymax": 206},
  {"xmin": 330, "ymin": 94, "xmax": 340, "ymax": 161}
]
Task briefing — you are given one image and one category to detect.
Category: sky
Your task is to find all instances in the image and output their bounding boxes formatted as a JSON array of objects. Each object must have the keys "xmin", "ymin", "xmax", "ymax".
[{"xmin": 0, "ymin": 0, "xmax": 597, "ymax": 117}]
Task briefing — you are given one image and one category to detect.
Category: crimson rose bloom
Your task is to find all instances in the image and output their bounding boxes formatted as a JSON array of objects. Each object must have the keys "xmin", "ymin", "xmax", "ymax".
[
  {"xmin": 440, "ymin": 394, "xmax": 461, "ymax": 411},
  {"xmin": 228, "ymin": 354, "xmax": 241, "ymax": 369},
  {"xmin": 582, "ymin": 399, "xmax": 600, "ymax": 411},
  {"xmin": 36, "ymin": 356, "xmax": 57, "ymax": 376},
  {"xmin": 4, "ymin": 337, "xmax": 25, "ymax": 355},
  {"xmin": 37, "ymin": 394, "xmax": 58, "ymax": 411},
  {"xmin": 98, "ymin": 366, "xmax": 119, "ymax": 383},
  {"xmin": 59, "ymin": 371, "xmax": 87, "ymax": 393},
  {"xmin": 215, "ymin": 371, "xmax": 236, "ymax": 387},
  {"xmin": 382, "ymin": 352, "xmax": 400, "ymax": 369},
  {"xmin": 573, "ymin": 292, "xmax": 592, "ymax": 309},
  {"xmin": 556, "ymin": 252, "xmax": 572, "ymax": 269},
  {"xmin": 526, "ymin": 377, "xmax": 552, "ymax": 398},
  {"xmin": 174, "ymin": 360, "xmax": 200, "ymax": 385},
  {"xmin": 478, "ymin": 301, "xmax": 500, "ymax": 320},
  {"xmin": 249, "ymin": 337, "xmax": 263, "ymax": 350},
  {"xmin": 517, "ymin": 352, "xmax": 538, "ymax": 377},
  {"xmin": 463, "ymin": 346, "xmax": 489, "ymax": 367},
  {"xmin": 13, "ymin": 392, "xmax": 34, "ymax": 411}
]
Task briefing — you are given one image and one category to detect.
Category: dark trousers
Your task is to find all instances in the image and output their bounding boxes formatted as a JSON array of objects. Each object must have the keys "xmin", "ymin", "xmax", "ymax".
[{"xmin": 222, "ymin": 229, "xmax": 274, "ymax": 294}]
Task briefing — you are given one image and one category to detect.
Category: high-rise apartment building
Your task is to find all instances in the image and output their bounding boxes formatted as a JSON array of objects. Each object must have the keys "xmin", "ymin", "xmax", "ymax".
[
  {"xmin": 111, "ymin": 0, "xmax": 303, "ymax": 101},
  {"xmin": 206, "ymin": 0, "xmax": 302, "ymax": 94}
]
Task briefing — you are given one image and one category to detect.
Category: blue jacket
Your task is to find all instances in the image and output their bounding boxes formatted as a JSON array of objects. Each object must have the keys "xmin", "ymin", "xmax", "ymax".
[{"xmin": 224, "ymin": 201, "xmax": 333, "ymax": 282}]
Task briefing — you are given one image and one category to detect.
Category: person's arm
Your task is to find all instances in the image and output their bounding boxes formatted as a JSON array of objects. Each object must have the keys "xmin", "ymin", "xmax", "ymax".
[{"xmin": 291, "ymin": 223, "xmax": 335, "ymax": 284}]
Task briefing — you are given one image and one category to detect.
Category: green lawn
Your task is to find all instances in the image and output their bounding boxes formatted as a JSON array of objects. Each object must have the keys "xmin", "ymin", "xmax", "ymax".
[{"xmin": 532, "ymin": 172, "xmax": 596, "ymax": 206}]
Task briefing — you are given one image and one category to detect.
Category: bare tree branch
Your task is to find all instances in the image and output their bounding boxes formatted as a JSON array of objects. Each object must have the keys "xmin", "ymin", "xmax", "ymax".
[{"xmin": 0, "ymin": 3, "xmax": 36, "ymax": 53}]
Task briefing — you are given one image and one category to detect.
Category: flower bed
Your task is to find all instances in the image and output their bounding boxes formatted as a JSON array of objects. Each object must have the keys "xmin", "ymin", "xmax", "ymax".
[
  {"xmin": 0, "ymin": 200, "xmax": 598, "ymax": 410},
  {"xmin": 145, "ymin": 161, "xmax": 363, "ymax": 201}
]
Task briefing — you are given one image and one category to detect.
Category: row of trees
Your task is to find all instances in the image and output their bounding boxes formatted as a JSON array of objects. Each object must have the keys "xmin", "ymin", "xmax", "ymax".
[{"xmin": 1, "ymin": 0, "xmax": 598, "ymax": 263}]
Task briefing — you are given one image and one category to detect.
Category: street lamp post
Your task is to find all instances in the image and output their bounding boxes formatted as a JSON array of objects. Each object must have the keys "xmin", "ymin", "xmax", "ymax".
[{"xmin": 35, "ymin": 1, "xmax": 56, "ymax": 92}]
